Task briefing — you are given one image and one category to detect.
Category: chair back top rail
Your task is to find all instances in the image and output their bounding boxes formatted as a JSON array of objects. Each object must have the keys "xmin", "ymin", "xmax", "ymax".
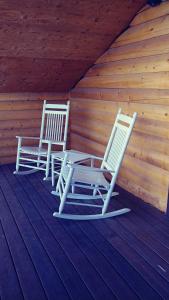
[
  {"xmin": 45, "ymin": 103, "xmax": 69, "ymax": 110},
  {"xmin": 39, "ymin": 100, "xmax": 70, "ymax": 145}
]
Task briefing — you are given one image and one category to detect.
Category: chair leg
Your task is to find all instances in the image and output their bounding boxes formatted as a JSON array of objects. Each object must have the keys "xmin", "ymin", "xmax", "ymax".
[
  {"xmin": 16, "ymin": 152, "xmax": 20, "ymax": 172},
  {"xmin": 71, "ymin": 184, "xmax": 75, "ymax": 194},
  {"xmin": 93, "ymin": 185, "xmax": 98, "ymax": 196},
  {"xmin": 58, "ymin": 168, "xmax": 74, "ymax": 214},
  {"xmin": 14, "ymin": 138, "xmax": 22, "ymax": 173},
  {"xmin": 45, "ymin": 143, "xmax": 51, "ymax": 179},
  {"xmin": 37, "ymin": 155, "xmax": 41, "ymax": 167},
  {"xmin": 102, "ymin": 188, "xmax": 113, "ymax": 215},
  {"xmin": 59, "ymin": 192, "xmax": 67, "ymax": 214},
  {"xmin": 51, "ymin": 156, "xmax": 55, "ymax": 187},
  {"xmin": 56, "ymin": 170, "xmax": 63, "ymax": 193}
]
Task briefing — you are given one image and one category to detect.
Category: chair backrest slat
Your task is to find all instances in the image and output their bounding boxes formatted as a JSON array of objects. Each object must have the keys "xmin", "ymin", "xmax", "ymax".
[
  {"xmin": 39, "ymin": 100, "xmax": 70, "ymax": 145},
  {"xmin": 51, "ymin": 113, "xmax": 55, "ymax": 141},
  {"xmin": 101, "ymin": 109, "xmax": 137, "ymax": 178}
]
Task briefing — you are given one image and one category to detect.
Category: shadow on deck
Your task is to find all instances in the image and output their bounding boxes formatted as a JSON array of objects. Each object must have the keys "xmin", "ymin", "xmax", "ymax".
[{"xmin": 1, "ymin": 164, "xmax": 169, "ymax": 300}]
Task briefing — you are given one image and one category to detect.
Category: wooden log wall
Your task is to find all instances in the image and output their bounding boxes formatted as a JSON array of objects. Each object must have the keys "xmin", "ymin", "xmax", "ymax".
[
  {"xmin": 0, "ymin": 92, "xmax": 68, "ymax": 165},
  {"xmin": 70, "ymin": 1, "xmax": 169, "ymax": 212}
]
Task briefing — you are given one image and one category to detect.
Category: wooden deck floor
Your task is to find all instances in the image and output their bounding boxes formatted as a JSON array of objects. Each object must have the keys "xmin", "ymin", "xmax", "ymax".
[{"xmin": 1, "ymin": 164, "xmax": 169, "ymax": 300}]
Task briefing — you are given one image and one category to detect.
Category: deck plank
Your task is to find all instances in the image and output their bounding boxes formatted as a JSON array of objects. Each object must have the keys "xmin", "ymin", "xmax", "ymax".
[
  {"xmin": 13, "ymin": 167, "xmax": 116, "ymax": 300},
  {"xmin": 0, "ymin": 179, "xmax": 47, "ymax": 300},
  {"xmin": 0, "ymin": 166, "xmax": 70, "ymax": 300},
  {"xmin": 4, "ymin": 165, "xmax": 94, "ymax": 300},
  {"xmin": 1, "ymin": 164, "xmax": 169, "ymax": 300},
  {"xmin": 40, "ymin": 179, "xmax": 167, "ymax": 299},
  {"xmin": 91, "ymin": 220, "xmax": 169, "ymax": 299},
  {"xmin": 0, "ymin": 221, "xmax": 24, "ymax": 300},
  {"xmin": 29, "ymin": 174, "xmax": 138, "ymax": 299},
  {"xmin": 118, "ymin": 188, "xmax": 169, "ymax": 247},
  {"xmin": 102, "ymin": 199, "xmax": 169, "ymax": 281},
  {"xmin": 30, "ymin": 171, "xmax": 167, "ymax": 299}
]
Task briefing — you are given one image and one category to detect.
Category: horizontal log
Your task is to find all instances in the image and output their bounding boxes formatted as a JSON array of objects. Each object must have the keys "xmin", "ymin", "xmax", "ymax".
[
  {"xmin": 0, "ymin": 110, "xmax": 41, "ymax": 121},
  {"xmin": 72, "ymin": 109, "xmax": 169, "ymax": 140},
  {"xmin": 119, "ymin": 166, "xmax": 165, "ymax": 202},
  {"xmin": 71, "ymin": 124, "xmax": 108, "ymax": 146},
  {"xmin": 0, "ymin": 118, "xmax": 41, "ymax": 130},
  {"xmin": 77, "ymin": 72, "xmax": 169, "ymax": 90},
  {"xmin": 70, "ymin": 132, "xmax": 104, "ymax": 156},
  {"xmin": 131, "ymin": 1, "xmax": 169, "ymax": 26},
  {"xmin": 122, "ymin": 154, "xmax": 169, "ymax": 186},
  {"xmin": 71, "ymin": 108, "xmax": 117, "ymax": 125},
  {"xmin": 71, "ymin": 87, "xmax": 169, "ymax": 104},
  {"xmin": 0, "ymin": 155, "xmax": 16, "ymax": 165},
  {"xmin": 71, "ymin": 117, "xmax": 111, "ymax": 136},
  {"xmin": 130, "ymin": 130, "xmax": 169, "ymax": 154},
  {"xmin": 119, "ymin": 155, "xmax": 169, "ymax": 211},
  {"xmin": 71, "ymin": 98, "xmax": 120, "ymax": 113},
  {"xmin": 125, "ymin": 102, "xmax": 169, "ymax": 122},
  {"xmin": 118, "ymin": 175, "xmax": 167, "ymax": 212},
  {"xmin": 87, "ymin": 53, "xmax": 169, "ymax": 76},
  {"xmin": 0, "ymin": 127, "xmax": 40, "ymax": 139},
  {"xmin": 0, "ymin": 147, "xmax": 17, "ymax": 157},
  {"xmin": 0, "ymin": 138, "xmax": 37, "ymax": 148},
  {"xmin": 97, "ymin": 34, "xmax": 169, "ymax": 63},
  {"xmin": 0, "ymin": 92, "xmax": 68, "ymax": 101},
  {"xmin": 0, "ymin": 101, "xmax": 42, "ymax": 111},
  {"xmin": 113, "ymin": 14, "xmax": 169, "ymax": 47},
  {"xmin": 71, "ymin": 88, "xmax": 102, "ymax": 100},
  {"xmin": 71, "ymin": 100, "xmax": 169, "ymax": 123},
  {"xmin": 135, "ymin": 118, "xmax": 169, "ymax": 139},
  {"xmin": 71, "ymin": 94, "xmax": 169, "ymax": 107},
  {"xmin": 128, "ymin": 145, "xmax": 169, "ymax": 172}
]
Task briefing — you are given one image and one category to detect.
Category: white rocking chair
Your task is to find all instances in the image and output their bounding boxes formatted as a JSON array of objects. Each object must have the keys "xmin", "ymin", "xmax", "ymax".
[
  {"xmin": 14, "ymin": 100, "xmax": 70, "ymax": 179},
  {"xmin": 52, "ymin": 109, "xmax": 137, "ymax": 220}
]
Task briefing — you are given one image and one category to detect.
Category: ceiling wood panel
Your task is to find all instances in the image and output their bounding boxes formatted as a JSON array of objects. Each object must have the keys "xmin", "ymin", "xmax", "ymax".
[{"xmin": 0, "ymin": 0, "xmax": 146, "ymax": 92}]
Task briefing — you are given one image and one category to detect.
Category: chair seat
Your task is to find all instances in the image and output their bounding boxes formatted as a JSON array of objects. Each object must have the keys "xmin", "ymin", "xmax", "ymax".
[
  {"xmin": 62, "ymin": 166, "xmax": 110, "ymax": 188},
  {"xmin": 21, "ymin": 146, "xmax": 48, "ymax": 155}
]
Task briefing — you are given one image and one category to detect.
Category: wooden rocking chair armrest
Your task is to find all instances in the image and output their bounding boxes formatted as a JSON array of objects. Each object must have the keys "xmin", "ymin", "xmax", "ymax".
[
  {"xmin": 70, "ymin": 164, "xmax": 114, "ymax": 173},
  {"xmin": 16, "ymin": 136, "xmax": 40, "ymax": 140},
  {"xmin": 89, "ymin": 155, "xmax": 104, "ymax": 161},
  {"xmin": 41, "ymin": 140, "xmax": 52, "ymax": 144}
]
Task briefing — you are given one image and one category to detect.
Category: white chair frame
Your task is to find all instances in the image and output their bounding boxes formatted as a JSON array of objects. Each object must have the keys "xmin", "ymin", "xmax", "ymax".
[
  {"xmin": 51, "ymin": 150, "xmax": 96, "ymax": 187},
  {"xmin": 52, "ymin": 109, "xmax": 137, "ymax": 220},
  {"xmin": 14, "ymin": 100, "xmax": 70, "ymax": 179}
]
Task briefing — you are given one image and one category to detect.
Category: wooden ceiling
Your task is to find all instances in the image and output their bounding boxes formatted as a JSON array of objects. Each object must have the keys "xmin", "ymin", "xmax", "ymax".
[{"xmin": 0, "ymin": 0, "xmax": 146, "ymax": 92}]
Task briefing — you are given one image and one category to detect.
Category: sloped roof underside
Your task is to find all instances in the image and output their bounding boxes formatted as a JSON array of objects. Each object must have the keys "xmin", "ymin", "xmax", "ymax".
[{"xmin": 0, "ymin": 0, "xmax": 146, "ymax": 92}]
